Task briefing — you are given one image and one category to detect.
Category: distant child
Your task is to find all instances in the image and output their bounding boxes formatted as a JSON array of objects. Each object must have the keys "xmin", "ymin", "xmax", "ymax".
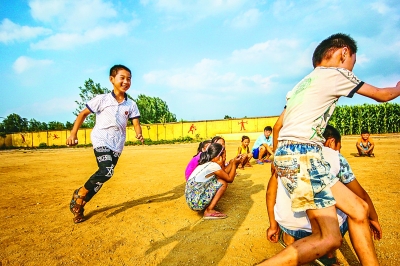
[
  {"xmin": 211, "ymin": 136, "xmax": 241, "ymax": 174},
  {"xmin": 237, "ymin": 135, "xmax": 253, "ymax": 169},
  {"xmin": 251, "ymin": 126, "xmax": 273, "ymax": 165},
  {"xmin": 185, "ymin": 140, "xmax": 212, "ymax": 181},
  {"xmin": 266, "ymin": 125, "xmax": 382, "ymax": 265},
  {"xmin": 66, "ymin": 64, "xmax": 144, "ymax": 224},
  {"xmin": 259, "ymin": 33, "xmax": 400, "ymax": 266},
  {"xmin": 185, "ymin": 143, "xmax": 240, "ymax": 219},
  {"xmin": 356, "ymin": 129, "xmax": 375, "ymax": 157}
]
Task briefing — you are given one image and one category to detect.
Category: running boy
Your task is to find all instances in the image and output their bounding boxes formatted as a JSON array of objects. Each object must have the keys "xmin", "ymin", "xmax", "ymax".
[
  {"xmin": 259, "ymin": 33, "xmax": 400, "ymax": 265},
  {"xmin": 251, "ymin": 126, "xmax": 273, "ymax": 165},
  {"xmin": 67, "ymin": 64, "xmax": 144, "ymax": 224},
  {"xmin": 356, "ymin": 129, "xmax": 375, "ymax": 157}
]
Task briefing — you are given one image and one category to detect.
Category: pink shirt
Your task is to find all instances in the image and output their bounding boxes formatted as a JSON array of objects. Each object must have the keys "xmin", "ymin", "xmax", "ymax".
[{"xmin": 185, "ymin": 152, "xmax": 201, "ymax": 181}]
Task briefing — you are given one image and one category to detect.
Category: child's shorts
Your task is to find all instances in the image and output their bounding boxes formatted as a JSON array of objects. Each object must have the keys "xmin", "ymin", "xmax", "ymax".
[
  {"xmin": 274, "ymin": 140, "xmax": 337, "ymax": 212},
  {"xmin": 185, "ymin": 176, "xmax": 223, "ymax": 211}
]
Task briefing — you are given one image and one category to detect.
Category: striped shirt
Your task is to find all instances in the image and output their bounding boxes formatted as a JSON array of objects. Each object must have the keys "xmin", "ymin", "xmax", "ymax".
[{"xmin": 87, "ymin": 92, "xmax": 140, "ymax": 153}]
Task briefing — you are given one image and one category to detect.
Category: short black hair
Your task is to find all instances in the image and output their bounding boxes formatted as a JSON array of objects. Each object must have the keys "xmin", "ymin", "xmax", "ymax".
[
  {"xmin": 323, "ymin": 125, "xmax": 341, "ymax": 143},
  {"xmin": 264, "ymin": 126, "xmax": 272, "ymax": 132},
  {"xmin": 211, "ymin": 136, "xmax": 225, "ymax": 143},
  {"xmin": 361, "ymin": 129, "xmax": 370, "ymax": 134},
  {"xmin": 110, "ymin": 64, "xmax": 131, "ymax": 77},
  {"xmin": 312, "ymin": 33, "xmax": 358, "ymax": 68},
  {"xmin": 241, "ymin": 135, "xmax": 250, "ymax": 142}
]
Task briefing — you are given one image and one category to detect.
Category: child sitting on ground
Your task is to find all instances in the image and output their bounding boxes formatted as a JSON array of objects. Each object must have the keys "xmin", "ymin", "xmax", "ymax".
[
  {"xmin": 251, "ymin": 126, "xmax": 273, "ymax": 165},
  {"xmin": 237, "ymin": 135, "xmax": 253, "ymax": 169},
  {"xmin": 185, "ymin": 140, "xmax": 212, "ymax": 181},
  {"xmin": 356, "ymin": 129, "xmax": 375, "ymax": 157},
  {"xmin": 185, "ymin": 143, "xmax": 240, "ymax": 219}
]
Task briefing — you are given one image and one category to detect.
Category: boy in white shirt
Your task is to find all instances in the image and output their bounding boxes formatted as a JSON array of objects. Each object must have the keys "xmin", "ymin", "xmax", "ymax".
[
  {"xmin": 266, "ymin": 125, "xmax": 382, "ymax": 265},
  {"xmin": 259, "ymin": 33, "xmax": 399, "ymax": 265},
  {"xmin": 67, "ymin": 65, "xmax": 144, "ymax": 224}
]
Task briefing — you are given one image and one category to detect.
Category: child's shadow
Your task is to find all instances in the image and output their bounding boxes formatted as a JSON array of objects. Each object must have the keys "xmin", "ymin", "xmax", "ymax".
[
  {"xmin": 145, "ymin": 174, "xmax": 264, "ymax": 265},
  {"xmin": 84, "ymin": 183, "xmax": 186, "ymax": 219}
]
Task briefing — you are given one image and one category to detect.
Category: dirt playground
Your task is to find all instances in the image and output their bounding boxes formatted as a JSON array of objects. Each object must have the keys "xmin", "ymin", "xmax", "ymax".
[{"xmin": 1, "ymin": 135, "xmax": 399, "ymax": 266}]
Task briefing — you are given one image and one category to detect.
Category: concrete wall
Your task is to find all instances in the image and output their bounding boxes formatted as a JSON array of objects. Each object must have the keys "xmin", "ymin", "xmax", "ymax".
[{"xmin": 3, "ymin": 115, "xmax": 278, "ymax": 148}]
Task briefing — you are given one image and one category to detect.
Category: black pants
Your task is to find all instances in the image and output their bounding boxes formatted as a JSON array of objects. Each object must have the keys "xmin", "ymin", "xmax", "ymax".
[{"xmin": 84, "ymin": 146, "xmax": 120, "ymax": 202}]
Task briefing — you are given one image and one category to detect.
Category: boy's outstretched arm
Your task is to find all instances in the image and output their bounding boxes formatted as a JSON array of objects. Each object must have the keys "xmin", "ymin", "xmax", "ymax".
[
  {"xmin": 66, "ymin": 108, "xmax": 91, "ymax": 146},
  {"xmin": 357, "ymin": 81, "xmax": 400, "ymax": 102},
  {"xmin": 132, "ymin": 118, "xmax": 144, "ymax": 144},
  {"xmin": 266, "ymin": 170, "xmax": 280, "ymax": 243},
  {"xmin": 345, "ymin": 179, "xmax": 382, "ymax": 240}
]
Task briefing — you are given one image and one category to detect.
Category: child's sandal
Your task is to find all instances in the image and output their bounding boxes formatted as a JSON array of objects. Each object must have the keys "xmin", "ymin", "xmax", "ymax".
[{"xmin": 70, "ymin": 188, "xmax": 86, "ymax": 223}]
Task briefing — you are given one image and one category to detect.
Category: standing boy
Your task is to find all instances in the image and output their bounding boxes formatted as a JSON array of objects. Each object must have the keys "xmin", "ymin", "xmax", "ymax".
[
  {"xmin": 259, "ymin": 33, "xmax": 400, "ymax": 265},
  {"xmin": 266, "ymin": 125, "xmax": 382, "ymax": 265},
  {"xmin": 67, "ymin": 64, "xmax": 144, "ymax": 224},
  {"xmin": 251, "ymin": 126, "xmax": 273, "ymax": 165},
  {"xmin": 356, "ymin": 129, "xmax": 375, "ymax": 156}
]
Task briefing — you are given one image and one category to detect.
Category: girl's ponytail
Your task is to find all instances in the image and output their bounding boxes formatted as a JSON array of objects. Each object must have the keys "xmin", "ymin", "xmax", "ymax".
[{"xmin": 198, "ymin": 143, "xmax": 224, "ymax": 165}]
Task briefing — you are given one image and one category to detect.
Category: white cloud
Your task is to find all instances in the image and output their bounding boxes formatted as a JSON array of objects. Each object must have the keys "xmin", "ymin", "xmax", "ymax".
[
  {"xmin": 29, "ymin": 0, "xmax": 117, "ymax": 32},
  {"xmin": 230, "ymin": 39, "xmax": 300, "ymax": 63},
  {"xmin": 30, "ymin": 21, "xmax": 134, "ymax": 50},
  {"xmin": 12, "ymin": 56, "xmax": 53, "ymax": 74},
  {"xmin": 0, "ymin": 19, "xmax": 52, "ymax": 44},
  {"xmin": 228, "ymin": 8, "xmax": 262, "ymax": 29},
  {"xmin": 369, "ymin": 1, "xmax": 391, "ymax": 15},
  {"xmin": 143, "ymin": 58, "xmax": 274, "ymax": 94}
]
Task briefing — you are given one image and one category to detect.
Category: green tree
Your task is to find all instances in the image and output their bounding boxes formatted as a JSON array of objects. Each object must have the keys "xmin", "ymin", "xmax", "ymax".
[
  {"xmin": 28, "ymin": 118, "xmax": 44, "ymax": 132},
  {"xmin": 135, "ymin": 94, "xmax": 177, "ymax": 124},
  {"xmin": 47, "ymin": 121, "xmax": 65, "ymax": 130},
  {"xmin": 2, "ymin": 113, "xmax": 28, "ymax": 133},
  {"xmin": 74, "ymin": 79, "xmax": 110, "ymax": 128}
]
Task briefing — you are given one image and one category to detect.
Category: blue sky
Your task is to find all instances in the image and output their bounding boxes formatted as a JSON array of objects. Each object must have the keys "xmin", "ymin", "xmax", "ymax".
[{"xmin": 1, "ymin": 0, "xmax": 400, "ymax": 124}]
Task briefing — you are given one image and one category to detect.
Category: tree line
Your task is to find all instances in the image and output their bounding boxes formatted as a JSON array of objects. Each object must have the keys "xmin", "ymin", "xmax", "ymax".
[{"xmin": 0, "ymin": 78, "xmax": 177, "ymax": 136}]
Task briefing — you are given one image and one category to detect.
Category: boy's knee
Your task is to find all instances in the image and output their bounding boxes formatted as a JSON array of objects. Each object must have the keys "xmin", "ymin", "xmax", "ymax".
[
  {"xmin": 322, "ymin": 234, "xmax": 343, "ymax": 251},
  {"xmin": 350, "ymin": 198, "xmax": 369, "ymax": 222}
]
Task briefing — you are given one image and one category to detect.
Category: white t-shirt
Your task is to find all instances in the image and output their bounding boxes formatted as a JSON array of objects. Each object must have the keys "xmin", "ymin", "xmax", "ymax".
[
  {"xmin": 274, "ymin": 147, "xmax": 351, "ymax": 232},
  {"xmin": 279, "ymin": 67, "xmax": 364, "ymax": 145},
  {"xmin": 87, "ymin": 92, "xmax": 140, "ymax": 153},
  {"xmin": 188, "ymin": 162, "xmax": 221, "ymax": 183}
]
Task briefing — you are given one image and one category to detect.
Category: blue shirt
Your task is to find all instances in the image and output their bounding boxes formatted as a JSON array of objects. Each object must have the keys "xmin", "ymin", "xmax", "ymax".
[{"xmin": 252, "ymin": 133, "xmax": 272, "ymax": 151}]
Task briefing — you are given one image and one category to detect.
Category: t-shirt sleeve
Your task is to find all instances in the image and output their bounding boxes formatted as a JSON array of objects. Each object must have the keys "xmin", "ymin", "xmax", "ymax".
[
  {"xmin": 86, "ymin": 94, "xmax": 104, "ymax": 113},
  {"xmin": 335, "ymin": 68, "xmax": 364, "ymax": 98},
  {"xmin": 130, "ymin": 101, "xmax": 141, "ymax": 119},
  {"xmin": 338, "ymin": 153, "xmax": 356, "ymax": 184}
]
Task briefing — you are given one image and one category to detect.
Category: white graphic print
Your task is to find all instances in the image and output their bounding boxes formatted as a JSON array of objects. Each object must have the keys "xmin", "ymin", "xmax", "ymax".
[
  {"xmin": 106, "ymin": 164, "xmax": 115, "ymax": 177},
  {"xmin": 94, "ymin": 182, "xmax": 103, "ymax": 192},
  {"xmin": 95, "ymin": 147, "xmax": 110, "ymax": 153},
  {"xmin": 97, "ymin": 154, "xmax": 112, "ymax": 162}
]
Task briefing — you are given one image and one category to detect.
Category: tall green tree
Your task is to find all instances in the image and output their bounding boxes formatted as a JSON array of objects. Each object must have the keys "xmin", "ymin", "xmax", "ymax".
[
  {"xmin": 135, "ymin": 94, "xmax": 177, "ymax": 124},
  {"xmin": 74, "ymin": 79, "xmax": 110, "ymax": 128},
  {"xmin": 2, "ymin": 113, "xmax": 28, "ymax": 133},
  {"xmin": 47, "ymin": 121, "xmax": 65, "ymax": 130}
]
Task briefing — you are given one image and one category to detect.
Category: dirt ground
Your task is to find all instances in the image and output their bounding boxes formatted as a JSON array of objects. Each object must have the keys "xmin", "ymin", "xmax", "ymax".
[{"xmin": 1, "ymin": 135, "xmax": 400, "ymax": 266}]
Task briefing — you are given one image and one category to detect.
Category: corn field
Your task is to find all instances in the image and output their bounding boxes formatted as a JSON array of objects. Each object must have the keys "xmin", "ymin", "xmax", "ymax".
[{"xmin": 329, "ymin": 103, "xmax": 400, "ymax": 135}]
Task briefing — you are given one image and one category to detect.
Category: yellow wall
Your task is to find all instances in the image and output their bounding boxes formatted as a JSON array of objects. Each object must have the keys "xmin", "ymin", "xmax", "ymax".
[{"xmin": 3, "ymin": 115, "xmax": 279, "ymax": 148}]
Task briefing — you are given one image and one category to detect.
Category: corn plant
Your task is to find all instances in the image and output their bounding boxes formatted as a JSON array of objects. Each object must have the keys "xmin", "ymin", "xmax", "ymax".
[{"xmin": 330, "ymin": 103, "xmax": 400, "ymax": 135}]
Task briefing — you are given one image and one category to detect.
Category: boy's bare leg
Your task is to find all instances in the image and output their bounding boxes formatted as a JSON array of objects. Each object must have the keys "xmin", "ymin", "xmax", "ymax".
[
  {"xmin": 204, "ymin": 179, "xmax": 227, "ymax": 216},
  {"xmin": 258, "ymin": 206, "xmax": 342, "ymax": 266},
  {"xmin": 331, "ymin": 182, "xmax": 379, "ymax": 265}
]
